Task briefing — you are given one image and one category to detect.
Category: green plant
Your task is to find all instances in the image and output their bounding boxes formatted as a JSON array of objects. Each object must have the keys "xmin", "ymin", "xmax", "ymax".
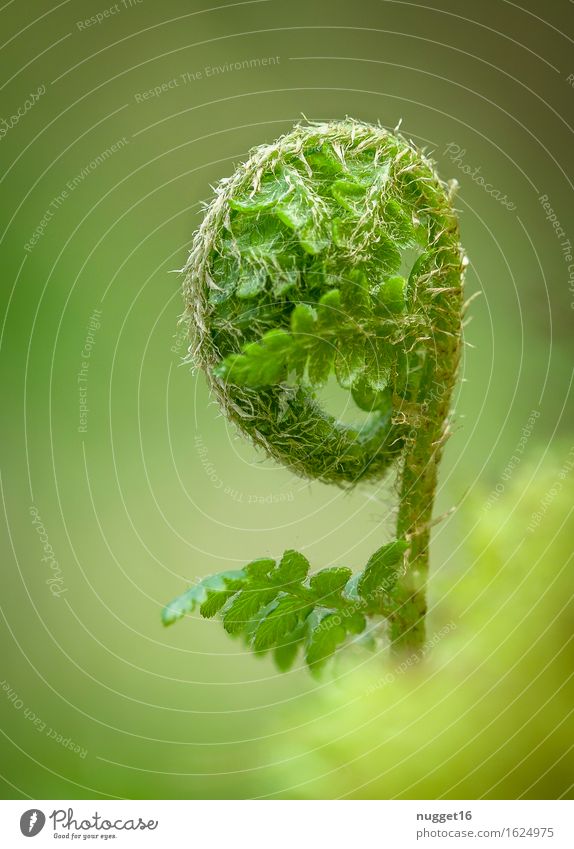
[{"xmin": 163, "ymin": 119, "xmax": 466, "ymax": 673}]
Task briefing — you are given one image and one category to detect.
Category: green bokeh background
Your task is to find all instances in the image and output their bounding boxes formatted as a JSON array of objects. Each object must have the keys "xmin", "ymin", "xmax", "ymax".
[{"xmin": 1, "ymin": 0, "xmax": 572, "ymax": 799}]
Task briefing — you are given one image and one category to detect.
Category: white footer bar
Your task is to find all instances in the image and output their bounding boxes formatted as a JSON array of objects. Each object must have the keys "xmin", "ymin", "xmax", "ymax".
[{"xmin": 0, "ymin": 799, "xmax": 572, "ymax": 848}]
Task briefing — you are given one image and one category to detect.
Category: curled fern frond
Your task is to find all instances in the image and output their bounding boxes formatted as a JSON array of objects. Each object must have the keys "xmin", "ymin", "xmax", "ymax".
[{"xmin": 165, "ymin": 119, "xmax": 466, "ymax": 670}]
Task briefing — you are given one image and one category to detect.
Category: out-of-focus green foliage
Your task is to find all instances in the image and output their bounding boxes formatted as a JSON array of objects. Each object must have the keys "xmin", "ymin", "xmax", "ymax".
[{"xmin": 267, "ymin": 456, "xmax": 574, "ymax": 799}]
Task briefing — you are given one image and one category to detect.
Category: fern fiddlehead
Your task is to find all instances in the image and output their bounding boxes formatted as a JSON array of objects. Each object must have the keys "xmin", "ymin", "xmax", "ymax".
[{"xmin": 164, "ymin": 119, "xmax": 466, "ymax": 673}]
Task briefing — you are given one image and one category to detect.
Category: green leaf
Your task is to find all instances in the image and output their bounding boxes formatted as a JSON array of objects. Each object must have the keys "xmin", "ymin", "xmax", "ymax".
[
  {"xmin": 331, "ymin": 217, "xmax": 353, "ymax": 248},
  {"xmin": 317, "ymin": 288, "xmax": 342, "ymax": 324},
  {"xmin": 384, "ymin": 199, "xmax": 415, "ymax": 246},
  {"xmin": 343, "ymin": 610, "xmax": 367, "ymax": 635},
  {"xmin": 305, "ymin": 143, "xmax": 343, "ymax": 177},
  {"xmin": 357, "ymin": 540, "xmax": 408, "ymax": 601},
  {"xmin": 272, "ymin": 256, "xmax": 299, "ymax": 297},
  {"xmin": 208, "ymin": 253, "xmax": 240, "ymax": 303},
  {"xmin": 162, "ymin": 585, "xmax": 205, "ymax": 626},
  {"xmin": 273, "ymin": 638, "xmax": 301, "ymax": 671},
  {"xmin": 229, "ymin": 169, "xmax": 293, "ymax": 212},
  {"xmin": 307, "ymin": 339, "xmax": 334, "ymax": 385},
  {"xmin": 246, "ymin": 213, "xmax": 286, "ymax": 246},
  {"xmin": 334, "ymin": 336, "xmax": 365, "ymax": 389},
  {"xmin": 305, "ymin": 613, "xmax": 347, "ymax": 673},
  {"xmin": 275, "ymin": 185, "xmax": 313, "ymax": 231},
  {"xmin": 252, "ymin": 596, "xmax": 308, "ymax": 652},
  {"xmin": 244, "ymin": 557, "xmax": 276, "ymax": 579},
  {"xmin": 236, "ymin": 265, "xmax": 267, "ymax": 299},
  {"xmin": 370, "ymin": 159, "xmax": 392, "ymax": 189},
  {"xmin": 214, "ymin": 330, "xmax": 292, "ymax": 387},
  {"xmin": 272, "ymin": 273, "xmax": 298, "ymax": 297},
  {"xmin": 409, "ymin": 251, "xmax": 432, "ymax": 286},
  {"xmin": 298, "ymin": 223, "xmax": 330, "ymax": 255},
  {"xmin": 165, "ymin": 542, "xmax": 403, "ymax": 671},
  {"xmin": 309, "ymin": 567, "xmax": 352, "ymax": 603},
  {"xmin": 162, "ymin": 570, "xmax": 246, "ymax": 626},
  {"xmin": 365, "ymin": 337, "xmax": 393, "ymax": 391},
  {"xmin": 377, "ymin": 275, "xmax": 406, "ymax": 314},
  {"xmin": 373, "ymin": 235, "xmax": 402, "ymax": 275},
  {"xmin": 222, "ymin": 585, "xmax": 280, "ymax": 635},
  {"xmin": 305, "ymin": 257, "xmax": 340, "ymax": 291},
  {"xmin": 200, "ymin": 588, "xmax": 237, "ymax": 618},
  {"xmin": 342, "ymin": 572, "xmax": 361, "ymax": 602},
  {"xmin": 273, "ymin": 549, "xmax": 310, "ymax": 587},
  {"xmin": 349, "ymin": 158, "xmax": 391, "ymax": 189},
  {"xmin": 291, "ymin": 302, "xmax": 316, "ymax": 336},
  {"xmin": 351, "ymin": 379, "xmax": 392, "ymax": 414},
  {"xmin": 331, "ymin": 179, "xmax": 365, "ymax": 214},
  {"xmin": 340, "ymin": 267, "xmax": 370, "ymax": 315}
]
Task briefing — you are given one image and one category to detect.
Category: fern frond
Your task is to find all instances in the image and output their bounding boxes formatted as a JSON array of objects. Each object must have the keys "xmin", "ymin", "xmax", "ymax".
[{"xmin": 166, "ymin": 119, "xmax": 466, "ymax": 672}]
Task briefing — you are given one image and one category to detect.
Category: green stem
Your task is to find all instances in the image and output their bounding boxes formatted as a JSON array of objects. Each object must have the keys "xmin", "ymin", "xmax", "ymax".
[
  {"xmin": 390, "ymin": 422, "xmax": 439, "ymax": 653},
  {"xmin": 389, "ymin": 258, "xmax": 463, "ymax": 654}
]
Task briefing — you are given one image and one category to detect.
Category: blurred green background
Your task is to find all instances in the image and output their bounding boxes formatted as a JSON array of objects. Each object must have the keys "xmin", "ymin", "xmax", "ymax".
[{"xmin": 1, "ymin": 0, "xmax": 572, "ymax": 799}]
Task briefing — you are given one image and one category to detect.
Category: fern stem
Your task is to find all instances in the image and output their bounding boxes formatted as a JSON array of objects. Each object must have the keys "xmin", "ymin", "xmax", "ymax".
[{"xmin": 391, "ymin": 255, "xmax": 463, "ymax": 652}]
